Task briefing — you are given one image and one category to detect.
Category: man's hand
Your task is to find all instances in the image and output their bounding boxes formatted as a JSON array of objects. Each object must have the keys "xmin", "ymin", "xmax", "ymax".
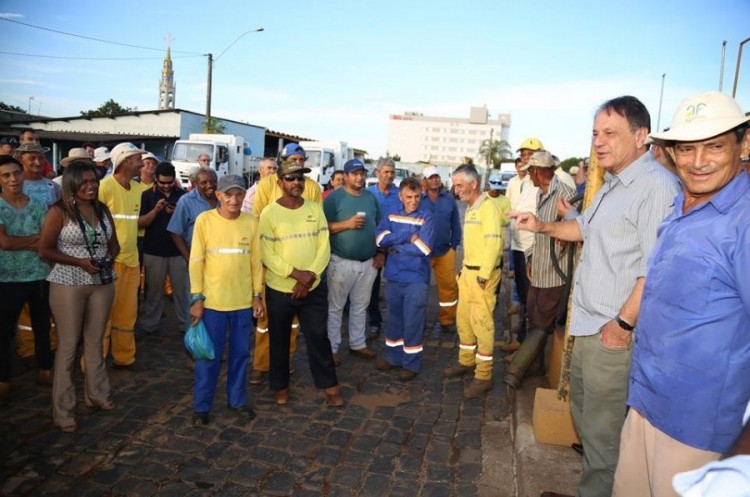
[
  {"xmin": 291, "ymin": 281, "xmax": 310, "ymax": 299},
  {"xmin": 190, "ymin": 300, "xmax": 205, "ymax": 325},
  {"xmin": 556, "ymin": 197, "xmax": 573, "ymax": 219},
  {"xmin": 599, "ymin": 320, "xmax": 633, "ymax": 350},
  {"xmin": 349, "ymin": 213, "xmax": 366, "ymax": 230},
  {"xmin": 526, "ymin": 262, "xmax": 533, "ymax": 285},
  {"xmin": 154, "ymin": 198, "xmax": 167, "ymax": 213},
  {"xmin": 372, "ymin": 252, "xmax": 385, "ymax": 269},
  {"xmin": 252, "ymin": 296, "xmax": 264, "ymax": 318},
  {"xmin": 290, "ymin": 268, "xmax": 316, "ymax": 288},
  {"xmin": 508, "ymin": 211, "xmax": 544, "ymax": 232}
]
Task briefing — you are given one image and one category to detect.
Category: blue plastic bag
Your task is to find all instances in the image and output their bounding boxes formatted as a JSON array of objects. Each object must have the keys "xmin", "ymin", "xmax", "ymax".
[{"xmin": 184, "ymin": 319, "xmax": 215, "ymax": 361}]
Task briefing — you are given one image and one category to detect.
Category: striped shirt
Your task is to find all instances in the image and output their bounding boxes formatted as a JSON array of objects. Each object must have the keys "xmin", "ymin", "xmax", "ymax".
[
  {"xmin": 569, "ymin": 152, "xmax": 679, "ymax": 336},
  {"xmin": 528, "ymin": 176, "xmax": 576, "ymax": 288}
]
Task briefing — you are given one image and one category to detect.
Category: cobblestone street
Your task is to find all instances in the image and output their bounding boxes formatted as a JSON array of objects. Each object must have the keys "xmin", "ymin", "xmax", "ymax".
[{"xmin": 1, "ymin": 249, "xmax": 517, "ymax": 496}]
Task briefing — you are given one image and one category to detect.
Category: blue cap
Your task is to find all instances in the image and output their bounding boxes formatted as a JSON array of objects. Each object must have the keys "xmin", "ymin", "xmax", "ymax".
[
  {"xmin": 343, "ymin": 159, "xmax": 365, "ymax": 173},
  {"xmin": 0, "ymin": 136, "xmax": 19, "ymax": 147},
  {"xmin": 280, "ymin": 143, "xmax": 306, "ymax": 159}
]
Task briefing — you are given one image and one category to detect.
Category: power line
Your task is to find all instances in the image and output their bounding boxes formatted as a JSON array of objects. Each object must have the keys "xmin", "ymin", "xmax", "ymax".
[
  {"xmin": 0, "ymin": 50, "xmax": 202, "ymax": 61},
  {"xmin": 0, "ymin": 17, "xmax": 202, "ymax": 55}
]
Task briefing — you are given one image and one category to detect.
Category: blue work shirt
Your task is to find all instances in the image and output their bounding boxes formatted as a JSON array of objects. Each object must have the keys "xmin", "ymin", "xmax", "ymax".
[
  {"xmin": 422, "ymin": 189, "xmax": 461, "ymax": 257},
  {"xmin": 628, "ymin": 172, "xmax": 750, "ymax": 453},
  {"xmin": 367, "ymin": 184, "xmax": 400, "ymax": 216},
  {"xmin": 375, "ymin": 204, "xmax": 435, "ymax": 285},
  {"xmin": 166, "ymin": 188, "xmax": 214, "ymax": 248}
]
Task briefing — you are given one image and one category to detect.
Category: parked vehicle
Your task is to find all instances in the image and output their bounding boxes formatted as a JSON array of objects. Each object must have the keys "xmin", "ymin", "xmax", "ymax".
[{"xmin": 171, "ymin": 134, "xmax": 261, "ymax": 188}]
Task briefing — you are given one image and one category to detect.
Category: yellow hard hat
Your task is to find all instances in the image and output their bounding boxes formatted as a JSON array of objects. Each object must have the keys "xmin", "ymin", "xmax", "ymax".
[{"xmin": 516, "ymin": 137, "xmax": 544, "ymax": 152}]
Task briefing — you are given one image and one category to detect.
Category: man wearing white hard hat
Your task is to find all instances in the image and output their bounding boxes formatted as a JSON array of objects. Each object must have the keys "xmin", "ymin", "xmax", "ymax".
[
  {"xmin": 97, "ymin": 143, "xmax": 149, "ymax": 369},
  {"xmin": 613, "ymin": 91, "xmax": 750, "ymax": 497},
  {"xmin": 93, "ymin": 147, "xmax": 111, "ymax": 179}
]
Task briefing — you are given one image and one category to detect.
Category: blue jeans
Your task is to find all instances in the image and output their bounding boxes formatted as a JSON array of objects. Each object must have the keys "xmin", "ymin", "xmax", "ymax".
[
  {"xmin": 193, "ymin": 308, "xmax": 253, "ymax": 413},
  {"xmin": 385, "ymin": 281, "xmax": 428, "ymax": 373}
]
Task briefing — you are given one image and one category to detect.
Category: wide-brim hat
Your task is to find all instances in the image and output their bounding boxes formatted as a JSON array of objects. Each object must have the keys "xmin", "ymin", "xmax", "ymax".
[
  {"xmin": 110, "ymin": 142, "xmax": 145, "ymax": 171},
  {"xmin": 14, "ymin": 142, "xmax": 49, "ymax": 157},
  {"xmin": 519, "ymin": 150, "xmax": 554, "ymax": 171},
  {"xmin": 61, "ymin": 147, "xmax": 95, "ymax": 167},
  {"xmin": 650, "ymin": 91, "xmax": 750, "ymax": 142}
]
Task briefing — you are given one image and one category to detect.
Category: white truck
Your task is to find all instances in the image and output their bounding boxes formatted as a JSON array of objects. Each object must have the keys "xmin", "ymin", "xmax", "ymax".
[
  {"xmin": 298, "ymin": 140, "xmax": 355, "ymax": 187},
  {"xmin": 171, "ymin": 134, "xmax": 261, "ymax": 188}
]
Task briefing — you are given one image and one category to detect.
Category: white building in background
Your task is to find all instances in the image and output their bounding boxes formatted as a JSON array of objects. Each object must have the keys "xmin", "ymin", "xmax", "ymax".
[{"xmin": 387, "ymin": 106, "xmax": 511, "ymax": 166}]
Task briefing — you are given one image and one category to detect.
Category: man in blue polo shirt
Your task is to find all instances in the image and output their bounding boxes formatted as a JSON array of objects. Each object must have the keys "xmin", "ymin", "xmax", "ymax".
[
  {"xmin": 421, "ymin": 166, "xmax": 461, "ymax": 333},
  {"xmin": 612, "ymin": 91, "xmax": 750, "ymax": 497},
  {"xmin": 365, "ymin": 158, "xmax": 400, "ymax": 338},
  {"xmin": 167, "ymin": 168, "xmax": 218, "ymax": 261}
]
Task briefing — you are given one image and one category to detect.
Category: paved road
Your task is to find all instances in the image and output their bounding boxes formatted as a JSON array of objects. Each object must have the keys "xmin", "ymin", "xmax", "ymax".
[{"xmin": 1, "ymin": 258, "xmax": 518, "ymax": 496}]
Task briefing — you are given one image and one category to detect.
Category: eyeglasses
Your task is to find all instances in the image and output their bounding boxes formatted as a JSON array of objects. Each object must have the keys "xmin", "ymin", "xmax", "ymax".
[
  {"xmin": 489, "ymin": 180, "xmax": 502, "ymax": 185},
  {"xmin": 282, "ymin": 175, "xmax": 305, "ymax": 182},
  {"xmin": 156, "ymin": 179, "xmax": 174, "ymax": 186}
]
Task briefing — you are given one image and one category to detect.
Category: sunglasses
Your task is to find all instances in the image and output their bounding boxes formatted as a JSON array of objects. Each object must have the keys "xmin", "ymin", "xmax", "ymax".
[
  {"xmin": 156, "ymin": 180, "xmax": 174, "ymax": 186},
  {"xmin": 489, "ymin": 180, "xmax": 502, "ymax": 184},
  {"xmin": 282, "ymin": 175, "xmax": 305, "ymax": 182},
  {"xmin": 286, "ymin": 157, "xmax": 306, "ymax": 163}
]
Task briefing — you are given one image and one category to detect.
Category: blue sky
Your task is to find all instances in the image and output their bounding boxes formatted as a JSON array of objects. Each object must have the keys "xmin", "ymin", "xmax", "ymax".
[{"xmin": 1, "ymin": 0, "xmax": 749, "ymax": 160}]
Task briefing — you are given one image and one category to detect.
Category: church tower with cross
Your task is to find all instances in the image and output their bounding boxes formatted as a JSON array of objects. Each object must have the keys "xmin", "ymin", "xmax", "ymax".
[{"xmin": 158, "ymin": 35, "xmax": 176, "ymax": 110}]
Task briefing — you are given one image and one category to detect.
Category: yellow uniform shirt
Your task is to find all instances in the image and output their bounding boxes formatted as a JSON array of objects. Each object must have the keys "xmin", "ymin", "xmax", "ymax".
[
  {"xmin": 189, "ymin": 210, "xmax": 263, "ymax": 311},
  {"xmin": 252, "ymin": 175, "xmax": 322, "ymax": 217},
  {"xmin": 99, "ymin": 177, "xmax": 147, "ymax": 268},
  {"xmin": 463, "ymin": 193, "xmax": 503, "ymax": 280},
  {"xmin": 259, "ymin": 200, "xmax": 330, "ymax": 293},
  {"xmin": 489, "ymin": 194, "xmax": 511, "ymax": 228}
]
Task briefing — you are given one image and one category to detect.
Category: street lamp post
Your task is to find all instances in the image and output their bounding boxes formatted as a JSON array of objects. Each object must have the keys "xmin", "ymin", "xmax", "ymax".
[
  {"xmin": 732, "ymin": 36, "xmax": 750, "ymax": 98},
  {"xmin": 28, "ymin": 96, "xmax": 35, "ymax": 114},
  {"xmin": 204, "ymin": 28, "xmax": 264, "ymax": 132}
]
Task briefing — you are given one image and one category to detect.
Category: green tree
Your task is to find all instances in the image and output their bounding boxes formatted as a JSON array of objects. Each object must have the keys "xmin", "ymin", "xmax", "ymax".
[
  {"xmin": 384, "ymin": 151, "xmax": 401, "ymax": 162},
  {"xmin": 478, "ymin": 139, "xmax": 512, "ymax": 168},
  {"xmin": 559, "ymin": 157, "xmax": 584, "ymax": 172},
  {"xmin": 0, "ymin": 101, "xmax": 27, "ymax": 113},
  {"xmin": 81, "ymin": 99, "xmax": 134, "ymax": 117},
  {"xmin": 202, "ymin": 117, "xmax": 226, "ymax": 134}
]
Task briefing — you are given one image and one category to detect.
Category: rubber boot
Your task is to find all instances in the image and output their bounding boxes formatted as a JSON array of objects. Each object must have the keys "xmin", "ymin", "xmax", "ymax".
[{"xmin": 504, "ymin": 327, "xmax": 546, "ymax": 389}]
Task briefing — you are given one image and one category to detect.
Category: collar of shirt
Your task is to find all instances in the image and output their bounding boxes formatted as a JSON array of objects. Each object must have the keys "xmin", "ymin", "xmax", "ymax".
[
  {"xmin": 603, "ymin": 151, "xmax": 653, "ymax": 188},
  {"xmin": 673, "ymin": 169, "xmax": 750, "ymax": 216}
]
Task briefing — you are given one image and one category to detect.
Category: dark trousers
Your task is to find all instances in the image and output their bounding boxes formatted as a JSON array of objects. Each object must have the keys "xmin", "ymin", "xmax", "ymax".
[
  {"xmin": 266, "ymin": 283, "xmax": 338, "ymax": 391},
  {"xmin": 368, "ymin": 268, "xmax": 383, "ymax": 328},
  {"xmin": 0, "ymin": 280, "xmax": 53, "ymax": 381},
  {"xmin": 512, "ymin": 250, "xmax": 530, "ymax": 342}
]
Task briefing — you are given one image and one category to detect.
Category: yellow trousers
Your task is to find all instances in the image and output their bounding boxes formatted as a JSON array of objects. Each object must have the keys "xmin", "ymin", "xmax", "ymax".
[
  {"xmin": 16, "ymin": 304, "xmax": 58, "ymax": 358},
  {"xmin": 455, "ymin": 267, "xmax": 501, "ymax": 380},
  {"xmin": 104, "ymin": 262, "xmax": 140, "ymax": 366},
  {"xmin": 431, "ymin": 248, "xmax": 459, "ymax": 326},
  {"xmin": 252, "ymin": 285, "xmax": 298, "ymax": 372}
]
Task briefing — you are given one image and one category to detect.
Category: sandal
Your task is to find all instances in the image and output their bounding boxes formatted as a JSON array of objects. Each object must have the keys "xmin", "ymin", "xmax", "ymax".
[{"xmin": 60, "ymin": 423, "xmax": 77, "ymax": 433}]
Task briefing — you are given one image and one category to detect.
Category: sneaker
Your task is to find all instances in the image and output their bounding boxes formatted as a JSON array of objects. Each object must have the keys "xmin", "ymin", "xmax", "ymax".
[
  {"xmin": 349, "ymin": 347, "xmax": 376, "ymax": 360},
  {"xmin": 463, "ymin": 379, "xmax": 494, "ymax": 398},
  {"xmin": 332, "ymin": 352, "xmax": 342, "ymax": 366},
  {"xmin": 228, "ymin": 406, "xmax": 256, "ymax": 421},
  {"xmin": 375, "ymin": 361, "xmax": 398, "ymax": 372},
  {"xmin": 443, "ymin": 364, "xmax": 472, "ymax": 378},
  {"xmin": 398, "ymin": 370, "xmax": 417, "ymax": 382},
  {"xmin": 248, "ymin": 370, "xmax": 267, "ymax": 386},
  {"xmin": 193, "ymin": 412, "xmax": 210, "ymax": 425}
]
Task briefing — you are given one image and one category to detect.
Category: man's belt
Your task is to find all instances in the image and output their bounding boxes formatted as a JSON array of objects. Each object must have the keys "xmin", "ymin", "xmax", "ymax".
[{"xmin": 464, "ymin": 264, "xmax": 500, "ymax": 271}]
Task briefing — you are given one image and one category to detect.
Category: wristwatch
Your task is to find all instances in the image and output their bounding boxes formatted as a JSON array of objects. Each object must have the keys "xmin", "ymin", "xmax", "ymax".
[{"xmin": 614, "ymin": 315, "xmax": 635, "ymax": 332}]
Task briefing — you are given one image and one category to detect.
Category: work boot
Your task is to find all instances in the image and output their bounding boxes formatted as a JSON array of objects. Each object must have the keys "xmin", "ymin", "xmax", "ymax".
[
  {"xmin": 193, "ymin": 412, "xmax": 210, "ymax": 426},
  {"xmin": 37, "ymin": 369, "xmax": 53, "ymax": 387},
  {"xmin": 275, "ymin": 388, "xmax": 290, "ymax": 405},
  {"xmin": 499, "ymin": 340, "xmax": 520, "ymax": 352},
  {"xmin": 398, "ymin": 370, "xmax": 417, "ymax": 382},
  {"xmin": 228, "ymin": 405, "xmax": 256, "ymax": 422},
  {"xmin": 323, "ymin": 386, "xmax": 344, "ymax": 408},
  {"xmin": 349, "ymin": 347, "xmax": 376, "ymax": 360},
  {"xmin": 443, "ymin": 364, "xmax": 472, "ymax": 378},
  {"xmin": 248, "ymin": 370, "xmax": 267, "ymax": 385},
  {"xmin": 375, "ymin": 361, "xmax": 398, "ymax": 372},
  {"xmin": 463, "ymin": 379, "xmax": 494, "ymax": 398}
]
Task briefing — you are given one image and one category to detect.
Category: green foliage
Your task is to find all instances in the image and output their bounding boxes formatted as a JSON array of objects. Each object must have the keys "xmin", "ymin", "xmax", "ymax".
[
  {"xmin": 559, "ymin": 157, "xmax": 585, "ymax": 172},
  {"xmin": 81, "ymin": 99, "xmax": 134, "ymax": 117},
  {"xmin": 0, "ymin": 101, "xmax": 27, "ymax": 113},
  {"xmin": 202, "ymin": 117, "xmax": 226, "ymax": 134},
  {"xmin": 478, "ymin": 139, "xmax": 512, "ymax": 167},
  {"xmin": 384, "ymin": 151, "xmax": 401, "ymax": 162}
]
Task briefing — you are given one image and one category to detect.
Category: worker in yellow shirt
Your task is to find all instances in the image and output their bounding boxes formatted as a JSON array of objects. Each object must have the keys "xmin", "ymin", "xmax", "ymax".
[
  {"xmin": 248, "ymin": 143, "xmax": 322, "ymax": 386},
  {"xmin": 189, "ymin": 174, "xmax": 263, "ymax": 425},
  {"xmin": 443, "ymin": 164, "xmax": 504, "ymax": 398},
  {"xmin": 259, "ymin": 159, "xmax": 342, "ymax": 408},
  {"xmin": 98, "ymin": 143, "xmax": 150, "ymax": 368}
]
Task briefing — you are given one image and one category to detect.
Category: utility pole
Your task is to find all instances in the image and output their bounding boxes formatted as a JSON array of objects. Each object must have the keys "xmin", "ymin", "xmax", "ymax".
[
  {"xmin": 719, "ymin": 40, "xmax": 727, "ymax": 91},
  {"xmin": 733, "ymin": 36, "xmax": 750, "ymax": 98},
  {"xmin": 487, "ymin": 127, "xmax": 494, "ymax": 169},
  {"xmin": 205, "ymin": 53, "xmax": 213, "ymax": 132},
  {"xmin": 656, "ymin": 73, "xmax": 666, "ymax": 133}
]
